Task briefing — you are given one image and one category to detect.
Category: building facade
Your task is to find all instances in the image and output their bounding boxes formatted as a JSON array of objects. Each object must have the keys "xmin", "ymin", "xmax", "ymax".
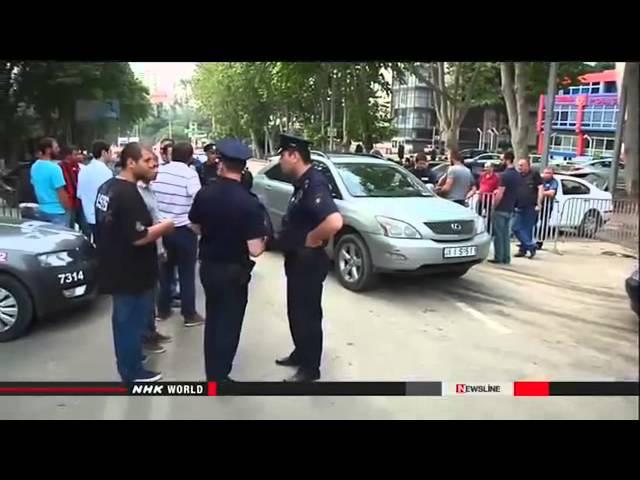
[
  {"xmin": 390, "ymin": 65, "xmax": 514, "ymax": 155},
  {"xmin": 537, "ymin": 69, "xmax": 619, "ymax": 159},
  {"xmin": 391, "ymin": 65, "xmax": 437, "ymax": 154}
]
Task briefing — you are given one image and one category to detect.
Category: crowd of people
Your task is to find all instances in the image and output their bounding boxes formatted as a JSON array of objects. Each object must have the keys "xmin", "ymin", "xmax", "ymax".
[
  {"xmin": 26, "ymin": 135, "xmax": 558, "ymax": 383},
  {"xmin": 28, "ymin": 134, "xmax": 343, "ymax": 384}
]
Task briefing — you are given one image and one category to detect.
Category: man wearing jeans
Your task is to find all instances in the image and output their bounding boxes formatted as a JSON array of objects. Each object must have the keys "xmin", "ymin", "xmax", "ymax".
[
  {"xmin": 152, "ymin": 142, "xmax": 204, "ymax": 327},
  {"xmin": 490, "ymin": 151, "xmax": 521, "ymax": 265},
  {"xmin": 95, "ymin": 142, "xmax": 175, "ymax": 383},
  {"xmin": 513, "ymin": 158, "xmax": 543, "ymax": 259},
  {"xmin": 30, "ymin": 137, "xmax": 72, "ymax": 226}
]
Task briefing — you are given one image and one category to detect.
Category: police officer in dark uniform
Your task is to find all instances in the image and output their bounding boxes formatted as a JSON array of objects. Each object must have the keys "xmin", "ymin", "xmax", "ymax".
[
  {"xmin": 196, "ymin": 143, "xmax": 218, "ymax": 186},
  {"xmin": 197, "ymin": 141, "xmax": 253, "ymax": 191},
  {"xmin": 189, "ymin": 138, "xmax": 271, "ymax": 382},
  {"xmin": 274, "ymin": 134, "xmax": 344, "ymax": 382}
]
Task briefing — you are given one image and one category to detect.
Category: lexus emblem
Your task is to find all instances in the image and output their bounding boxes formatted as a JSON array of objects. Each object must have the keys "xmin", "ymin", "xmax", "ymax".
[{"xmin": 451, "ymin": 223, "xmax": 462, "ymax": 231}]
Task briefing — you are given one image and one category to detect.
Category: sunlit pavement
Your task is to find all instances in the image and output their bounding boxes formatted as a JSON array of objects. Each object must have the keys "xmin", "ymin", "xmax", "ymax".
[{"xmin": 0, "ymin": 245, "xmax": 637, "ymax": 419}]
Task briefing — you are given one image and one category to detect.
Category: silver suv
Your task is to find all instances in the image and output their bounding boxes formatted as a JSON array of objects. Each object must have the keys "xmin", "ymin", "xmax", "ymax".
[{"xmin": 253, "ymin": 152, "xmax": 491, "ymax": 291}]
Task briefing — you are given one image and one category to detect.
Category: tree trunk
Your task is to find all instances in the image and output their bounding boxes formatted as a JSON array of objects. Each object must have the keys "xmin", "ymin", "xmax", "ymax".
[
  {"xmin": 623, "ymin": 62, "xmax": 638, "ymax": 196},
  {"xmin": 342, "ymin": 95, "xmax": 349, "ymax": 151},
  {"xmin": 441, "ymin": 126, "xmax": 459, "ymax": 150},
  {"xmin": 250, "ymin": 130, "xmax": 263, "ymax": 158},
  {"xmin": 500, "ymin": 62, "xmax": 530, "ymax": 160}
]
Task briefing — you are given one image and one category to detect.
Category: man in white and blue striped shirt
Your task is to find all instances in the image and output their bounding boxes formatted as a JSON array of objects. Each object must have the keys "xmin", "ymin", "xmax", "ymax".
[{"xmin": 151, "ymin": 142, "xmax": 204, "ymax": 327}]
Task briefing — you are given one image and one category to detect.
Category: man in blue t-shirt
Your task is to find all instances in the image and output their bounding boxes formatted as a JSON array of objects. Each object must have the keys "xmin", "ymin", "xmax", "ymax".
[
  {"xmin": 30, "ymin": 137, "xmax": 72, "ymax": 226},
  {"xmin": 490, "ymin": 151, "xmax": 521, "ymax": 265},
  {"xmin": 536, "ymin": 167, "xmax": 559, "ymax": 249}
]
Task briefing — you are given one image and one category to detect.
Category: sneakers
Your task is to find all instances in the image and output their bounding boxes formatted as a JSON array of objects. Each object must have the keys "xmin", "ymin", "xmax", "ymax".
[
  {"xmin": 134, "ymin": 369, "xmax": 162, "ymax": 382},
  {"xmin": 156, "ymin": 311, "xmax": 172, "ymax": 321},
  {"xmin": 150, "ymin": 331, "xmax": 172, "ymax": 344},
  {"xmin": 514, "ymin": 251, "xmax": 526, "ymax": 258},
  {"xmin": 184, "ymin": 313, "xmax": 204, "ymax": 328},
  {"xmin": 528, "ymin": 249, "xmax": 537, "ymax": 259},
  {"xmin": 143, "ymin": 339, "xmax": 167, "ymax": 354}
]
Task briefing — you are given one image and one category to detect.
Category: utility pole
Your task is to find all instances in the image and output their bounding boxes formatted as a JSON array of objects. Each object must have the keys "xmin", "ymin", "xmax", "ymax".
[
  {"xmin": 610, "ymin": 66, "xmax": 629, "ymax": 196},
  {"xmin": 541, "ymin": 62, "xmax": 558, "ymax": 168},
  {"xmin": 329, "ymin": 69, "xmax": 336, "ymax": 151}
]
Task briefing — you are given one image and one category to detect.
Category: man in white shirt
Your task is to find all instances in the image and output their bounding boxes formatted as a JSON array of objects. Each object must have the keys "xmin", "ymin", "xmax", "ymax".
[
  {"xmin": 77, "ymin": 140, "xmax": 114, "ymax": 240},
  {"xmin": 151, "ymin": 142, "xmax": 204, "ymax": 327}
]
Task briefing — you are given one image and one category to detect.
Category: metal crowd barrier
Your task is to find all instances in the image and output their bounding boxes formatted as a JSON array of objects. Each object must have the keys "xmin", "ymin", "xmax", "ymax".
[
  {"xmin": 468, "ymin": 193, "xmax": 560, "ymax": 247},
  {"xmin": 554, "ymin": 196, "xmax": 638, "ymax": 254},
  {"xmin": 0, "ymin": 189, "xmax": 21, "ymax": 219}
]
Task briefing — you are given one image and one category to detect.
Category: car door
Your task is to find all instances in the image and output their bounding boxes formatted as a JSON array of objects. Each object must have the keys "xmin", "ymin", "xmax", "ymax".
[
  {"xmin": 258, "ymin": 163, "xmax": 294, "ymax": 232},
  {"xmin": 559, "ymin": 178, "xmax": 591, "ymax": 227}
]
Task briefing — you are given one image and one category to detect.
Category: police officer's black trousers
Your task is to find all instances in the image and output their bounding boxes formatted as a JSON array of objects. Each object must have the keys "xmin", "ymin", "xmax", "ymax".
[
  {"xmin": 200, "ymin": 261, "xmax": 251, "ymax": 381},
  {"xmin": 284, "ymin": 248, "xmax": 330, "ymax": 372}
]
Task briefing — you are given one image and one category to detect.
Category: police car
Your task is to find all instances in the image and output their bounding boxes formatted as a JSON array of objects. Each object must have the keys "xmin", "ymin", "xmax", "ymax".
[
  {"xmin": 0, "ymin": 217, "xmax": 98, "ymax": 341},
  {"xmin": 255, "ymin": 152, "xmax": 491, "ymax": 292}
]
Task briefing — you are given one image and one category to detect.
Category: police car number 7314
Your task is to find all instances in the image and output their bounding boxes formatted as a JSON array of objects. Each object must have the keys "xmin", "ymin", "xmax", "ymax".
[{"xmin": 58, "ymin": 271, "xmax": 85, "ymax": 285}]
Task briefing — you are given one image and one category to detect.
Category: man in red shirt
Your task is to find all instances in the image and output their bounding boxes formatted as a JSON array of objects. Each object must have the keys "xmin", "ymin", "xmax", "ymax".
[
  {"xmin": 59, "ymin": 145, "xmax": 90, "ymax": 236},
  {"xmin": 467, "ymin": 161, "xmax": 500, "ymax": 232}
]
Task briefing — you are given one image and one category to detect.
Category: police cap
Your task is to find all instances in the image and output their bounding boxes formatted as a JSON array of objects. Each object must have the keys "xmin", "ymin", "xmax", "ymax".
[
  {"xmin": 277, "ymin": 134, "xmax": 312, "ymax": 155},
  {"xmin": 216, "ymin": 138, "xmax": 252, "ymax": 163},
  {"xmin": 203, "ymin": 143, "xmax": 216, "ymax": 153}
]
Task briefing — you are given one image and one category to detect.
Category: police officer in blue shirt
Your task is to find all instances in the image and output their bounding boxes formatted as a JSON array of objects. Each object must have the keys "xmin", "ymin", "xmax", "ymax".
[
  {"xmin": 537, "ymin": 166, "xmax": 559, "ymax": 249},
  {"xmin": 189, "ymin": 138, "xmax": 271, "ymax": 382},
  {"xmin": 273, "ymin": 134, "xmax": 344, "ymax": 382}
]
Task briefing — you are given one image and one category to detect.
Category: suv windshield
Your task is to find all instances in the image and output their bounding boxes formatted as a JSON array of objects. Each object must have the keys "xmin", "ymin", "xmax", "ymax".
[{"xmin": 335, "ymin": 163, "xmax": 432, "ymax": 198}]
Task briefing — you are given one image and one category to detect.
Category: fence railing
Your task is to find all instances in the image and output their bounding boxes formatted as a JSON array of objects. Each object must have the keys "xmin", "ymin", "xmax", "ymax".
[
  {"xmin": 0, "ymin": 187, "xmax": 21, "ymax": 219},
  {"xmin": 554, "ymin": 196, "xmax": 638, "ymax": 253},
  {"xmin": 467, "ymin": 192, "xmax": 639, "ymax": 255}
]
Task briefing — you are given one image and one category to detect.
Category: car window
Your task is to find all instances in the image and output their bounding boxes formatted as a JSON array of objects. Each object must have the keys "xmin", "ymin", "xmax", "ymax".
[
  {"xmin": 561, "ymin": 179, "xmax": 590, "ymax": 195},
  {"xmin": 264, "ymin": 163, "xmax": 292, "ymax": 184},
  {"xmin": 335, "ymin": 163, "xmax": 432, "ymax": 198},
  {"xmin": 312, "ymin": 161, "xmax": 342, "ymax": 199}
]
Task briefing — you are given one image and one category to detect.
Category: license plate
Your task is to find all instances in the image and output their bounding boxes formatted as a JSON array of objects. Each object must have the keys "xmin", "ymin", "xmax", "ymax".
[
  {"xmin": 58, "ymin": 271, "xmax": 85, "ymax": 285},
  {"xmin": 443, "ymin": 246, "xmax": 477, "ymax": 259}
]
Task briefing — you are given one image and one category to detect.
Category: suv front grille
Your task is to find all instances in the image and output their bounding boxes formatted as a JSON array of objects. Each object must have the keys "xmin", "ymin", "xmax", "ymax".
[{"xmin": 424, "ymin": 220, "xmax": 474, "ymax": 235}]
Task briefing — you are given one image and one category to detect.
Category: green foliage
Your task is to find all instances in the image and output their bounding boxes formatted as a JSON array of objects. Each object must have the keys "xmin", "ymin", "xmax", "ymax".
[
  {"xmin": 0, "ymin": 61, "xmax": 151, "ymax": 162},
  {"xmin": 192, "ymin": 62, "xmax": 407, "ymax": 155}
]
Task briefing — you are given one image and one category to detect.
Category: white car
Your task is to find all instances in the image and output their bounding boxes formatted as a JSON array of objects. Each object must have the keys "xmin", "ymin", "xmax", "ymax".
[
  {"xmin": 468, "ymin": 174, "xmax": 612, "ymax": 238},
  {"xmin": 543, "ymin": 174, "xmax": 612, "ymax": 237}
]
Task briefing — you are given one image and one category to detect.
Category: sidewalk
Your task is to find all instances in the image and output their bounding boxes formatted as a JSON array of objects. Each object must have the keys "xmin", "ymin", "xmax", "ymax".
[{"xmin": 487, "ymin": 241, "xmax": 637, "ymax": 293}]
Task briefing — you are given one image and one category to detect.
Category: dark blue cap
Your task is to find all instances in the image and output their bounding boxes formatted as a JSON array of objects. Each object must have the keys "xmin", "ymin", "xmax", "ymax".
[
  {"xmin": 277, "ymin": 134, "xmax": 312, "ymax": 154},
  {"xmin": 216, "ymin": 138, "xmax": 252, "ymax": 162}
]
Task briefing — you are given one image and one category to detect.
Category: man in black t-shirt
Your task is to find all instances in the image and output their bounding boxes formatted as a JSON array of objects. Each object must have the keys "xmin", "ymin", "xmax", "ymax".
[
  {"xmin": 513, "ymin": 158, "xmax": 543, "ymax": 259},
  {"xmin": 490, "ymin": 151, "xmax": 522, "ymax": 265},
  {"xmin": 189, "ymin": 139, "xmax": 270, "ymax": 382},
  {"xmin": 95, "ymin": 143, "xmax": 175, "ymax": 383}
]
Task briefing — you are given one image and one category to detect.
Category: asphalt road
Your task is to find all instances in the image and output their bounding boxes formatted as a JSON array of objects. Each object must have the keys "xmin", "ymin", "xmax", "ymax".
[{"xmin": 0, "ymin": 245, "xmax": 637, "ymax": 420}]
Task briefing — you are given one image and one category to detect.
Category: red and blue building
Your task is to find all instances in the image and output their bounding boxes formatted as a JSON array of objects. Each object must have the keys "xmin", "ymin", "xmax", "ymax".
[{"xmin": 537, "ymin": 69, "xmax": 619, "ymax": 159}]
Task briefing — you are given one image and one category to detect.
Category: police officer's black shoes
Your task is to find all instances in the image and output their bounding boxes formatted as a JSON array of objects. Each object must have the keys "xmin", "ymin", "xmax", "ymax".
[
  {"xmin": 514, "ymin": 251, "xmax": 527, "ymax": 258},
  {"xmin": 284, "ymin": 368, "xmax": 321, "ymax": 383},
  {"xmin": 275, "ymin": 355, "xmax": 300, "ymax": 367}
]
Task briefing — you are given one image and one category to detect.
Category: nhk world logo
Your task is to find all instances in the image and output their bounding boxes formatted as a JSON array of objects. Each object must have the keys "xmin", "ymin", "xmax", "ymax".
[{"xmin": 445, "ymin": 382, "xmax": 513, "ymax": 396}]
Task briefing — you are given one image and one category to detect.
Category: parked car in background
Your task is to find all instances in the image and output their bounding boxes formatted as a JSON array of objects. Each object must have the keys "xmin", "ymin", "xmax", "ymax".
[
  {"xmin": 429, "ymin": 162, "xmax": 449, "ymax": 184},
  {"xmin": 464, "ymin": 153, "xmax": 502, "ymax": 179},
  {"xmin": 625, "ymin": 268, "xmax": 639, "ymax": 318},
  {"xmin": 0, "ymin": 217, "xmax": 98, "ymax": 341},
  {"xmin": 545, "ymin": 174, "xmax": 613, "ymax": 237},
  {"xmin": 460, "ymin": 148, "xmax": 488, "ymax": 159},
  {"xmin": 253, "ymin": 153, "xmax": 491, "ymax": 292}
]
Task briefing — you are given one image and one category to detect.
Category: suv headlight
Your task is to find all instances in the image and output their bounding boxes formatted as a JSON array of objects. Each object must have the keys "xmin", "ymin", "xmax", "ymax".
[
  {"xmin": 475, "ymin": 215, "xmax": 487, "ymax": 235},
  {"xmin": 38, "ymin": 251, "xmax": 74, "ymax": 267},
  {"xmin": 376, "ymin": 216, "xmax": 422, "ymax": 239}
]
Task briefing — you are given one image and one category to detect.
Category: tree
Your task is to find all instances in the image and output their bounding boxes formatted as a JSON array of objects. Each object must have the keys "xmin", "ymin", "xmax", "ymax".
[
  {"xmin": 0, "ymin": 61, "xmax": 151, "ymax": 163},
  {"xmin": 410, "ymin": 62, "xmax": 500, "ymax": 150},
  {"xmin": 192, "ymin": 62, "xmax": 409, "ymax": 156},
  {"xmin": 622, "ymin": 63, "xmax": 638, "ymax": 195},
  {"xmin": 499, "ymin": 62, "xmax": 611, "ymax": 160}
]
